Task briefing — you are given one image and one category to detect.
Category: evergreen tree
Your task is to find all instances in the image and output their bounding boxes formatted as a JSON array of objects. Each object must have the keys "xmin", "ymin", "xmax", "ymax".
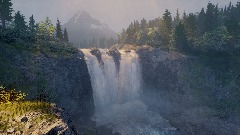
[
  {"xmin": 161, "ymin": 9, "xmax": 172, "ymax": 48},
  {"xmin": 0, "ymin": 0, "xmax": 13, "ymax": 28},
  {"xmin": 205, "ymin": 2, "xmax": 216, "ymax": 32},
  {"xmin": 185, "ymin": 13, "xmax": 198, "ymax": 41},
  {"xmin": 227, "ymin": 2, "xmax": 232, "ymax": 13},
  {"xmin": 63, "ymin": 28, "xmax": 69, "ymax": 42},
  {"xmin": 14, "ymin": 11, "xmax": 27, "ymax": 31},
  {"xmin": 125, "ymin": 22, "xmax": 135, "ymax": 44},
  {"xmin": 56, "ymin": 18, "xmax": 63, "ymax": 40},
  {"xmin": 182, "ymin": 11, "xmax": 188, "ymax": 23},
  {"xmin": 137, "ymin": 18, "xmax": 149, "ymax": 45},
  {"xmin": 173, "ymin": 9, "xmax": 180, "ymax": 27},
  {"xmin": 140, "ymin": 18, "xmax": 147, "ymax": 30},
  {"xmin": 29, "ymin": 15, "xmax": 36, "ymax": 33},
  {"xmin": 213, "ymin": 4, "xmax": 219, "ymax": 27},
  {"xmin": 198, "ymin": 8, "xmax": 206, "ymax": 35},
  {"xmin": 37, "ymin": 17, "xmax": 55, "ymax": 40},
  {"xmin": 174, "ymin": 22, "xmax": 188, "ymax": 52},
  {"xmin": 225, "ymin": 16, "xmax": 240, "ymax": 40},
  {"xmin": 224, "ymin": 6, "xmax": 227, "ymax": 14}
]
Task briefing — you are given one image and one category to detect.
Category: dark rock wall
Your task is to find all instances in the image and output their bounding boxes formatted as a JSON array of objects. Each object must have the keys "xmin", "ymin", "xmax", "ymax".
[{"xmin": 137, "ymin": 46, "xmax": 240, "ymax": 135}]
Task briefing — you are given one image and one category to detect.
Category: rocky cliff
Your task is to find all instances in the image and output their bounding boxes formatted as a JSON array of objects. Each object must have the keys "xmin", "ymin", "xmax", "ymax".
[
  {"xmin": 0, "ymin": 41, "xmax": 95, "ymax": 133},
  {"xmin": 24, "ymin": 52, "xmax": 94, "ymax": 133},
  {"xmin": 137, "ymin": 45, "xmax": 240, "ymax": 135}
]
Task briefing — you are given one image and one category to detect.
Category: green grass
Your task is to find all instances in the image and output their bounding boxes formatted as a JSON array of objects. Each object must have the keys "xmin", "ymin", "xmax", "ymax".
[{"xmin": 0, "ymin": 101, "xmax": 57, "ymax": 131}]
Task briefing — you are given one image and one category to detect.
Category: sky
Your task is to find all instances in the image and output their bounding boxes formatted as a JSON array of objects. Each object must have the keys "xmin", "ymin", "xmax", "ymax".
[{"xmin": 12, "ymin": 0, "xmax": 238, "ymax": 32}]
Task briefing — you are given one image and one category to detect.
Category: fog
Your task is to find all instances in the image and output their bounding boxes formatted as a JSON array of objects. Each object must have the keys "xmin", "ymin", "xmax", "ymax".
[{"xmin": 12, "ymin": 0, "xmax": 237, "ymax": 32}]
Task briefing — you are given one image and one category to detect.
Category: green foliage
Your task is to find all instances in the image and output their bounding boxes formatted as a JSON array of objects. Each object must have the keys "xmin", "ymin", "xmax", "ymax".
[
  {"xmin": 120, "ymin": 1, "xmax": 240, "ymax": 55},
  {"xmin": 56, "ymin": 19, "xmax": 63, "ymax": 40},
  {"xmin": 160, "ymin": 9, "xmax": 172, "ymax": 48},
  {"xmin": 0, "ymin": 86, "xmax": 27, "ymax": 104},
  {"xmin": 29, "ymin": 15, "xmax": 36, "ymax": 33},
  {"xmin": 0, "ymin": 27, "xmax": 16, "ymax": 43},
  {"xmin": 0, "ymin": 0, "xmax": 13, "ymax": 28},
  {"xmin": 37, "ymin": 17, "xmax": 55, "ymax": 41},
  {"xmin": 205, "ymin": 3, "xmax": 218, "ymax": 32},
  {"xmin": 14, "ymin": 11, "xmax": 27, "ymax": 31},
  {"xmin": 0, "ymin": 101, "xmax": 56, "ymax": 131},
  {"xmin": 173, "ymin": 22, "xmax": 189, "ymax": 52},
  {"xmin": 63, "ymin": 28, "xmax": 69, "ymax": 42},
  {"xmin": 194, "ymin": 26, "xmax": 232, "ymax": 54}
]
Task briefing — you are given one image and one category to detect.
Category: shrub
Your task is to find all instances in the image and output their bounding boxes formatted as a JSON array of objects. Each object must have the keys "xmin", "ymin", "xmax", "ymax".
[{"xmin": 0, "ymin": 86, "xmax": 27, "ymax": 104}]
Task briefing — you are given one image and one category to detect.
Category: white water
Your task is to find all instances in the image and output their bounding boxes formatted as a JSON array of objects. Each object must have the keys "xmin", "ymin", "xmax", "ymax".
[{"xmin": 81, "ymin": 49, "xmax": 179, "ymax": 135}]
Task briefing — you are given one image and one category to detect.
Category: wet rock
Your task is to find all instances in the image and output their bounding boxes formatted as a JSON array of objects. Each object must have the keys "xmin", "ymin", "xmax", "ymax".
[{"xmin": 90, "ymin": 48, "xmax": 104, "ymax": 66}]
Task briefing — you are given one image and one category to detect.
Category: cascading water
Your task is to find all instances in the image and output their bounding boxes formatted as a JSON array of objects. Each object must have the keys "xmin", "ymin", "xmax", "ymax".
[{"xmin": 81, "ymin": 49, "xmax": 180, "ymax": 135}]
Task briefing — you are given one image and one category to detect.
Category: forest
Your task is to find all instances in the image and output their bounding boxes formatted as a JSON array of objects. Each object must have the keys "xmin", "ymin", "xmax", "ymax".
[{"xmin": 119, "ymin": 2, "xmax": 240, "ymax": 56}]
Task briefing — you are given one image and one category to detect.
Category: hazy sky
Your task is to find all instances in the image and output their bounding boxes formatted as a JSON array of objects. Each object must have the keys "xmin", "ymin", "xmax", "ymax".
[{"xmin": 12, "ymin": 0, "xmax": 237, "ymax": 32}]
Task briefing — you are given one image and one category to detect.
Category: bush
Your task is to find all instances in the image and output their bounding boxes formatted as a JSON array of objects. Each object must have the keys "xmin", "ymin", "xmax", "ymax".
[{"xmin": 0, "ymin": 86, "xmax": 27, "ymax": 104}]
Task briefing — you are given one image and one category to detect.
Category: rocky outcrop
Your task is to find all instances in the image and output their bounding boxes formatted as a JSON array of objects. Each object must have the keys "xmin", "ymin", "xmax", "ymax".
[
  {"xmin": 6, "ymin": 49, "xmax": 94, "ymax": 133},
  {"xmin": 137, "ymin": 45, "xmax": 240, "ymax": 135}
]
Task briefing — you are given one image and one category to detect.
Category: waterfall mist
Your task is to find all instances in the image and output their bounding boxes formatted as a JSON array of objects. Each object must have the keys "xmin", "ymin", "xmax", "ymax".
[{"xmin": 81, "ymin": 49, "xmax": 180, "ymax": 135}]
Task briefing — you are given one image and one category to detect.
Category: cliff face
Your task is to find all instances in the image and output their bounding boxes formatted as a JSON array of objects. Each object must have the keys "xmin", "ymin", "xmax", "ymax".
[
  {"xmin": 2, "ymin": 47, "xmax": 95, "ymax": 133},
  {"xmin": 137, "ymin": 46, "xmax": 240, "ymax": 135}
]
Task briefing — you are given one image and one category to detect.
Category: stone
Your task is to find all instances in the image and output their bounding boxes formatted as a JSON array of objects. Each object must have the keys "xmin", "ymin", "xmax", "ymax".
[{"xmin": 21, "ymin": 117, "xmax": 28, "ymax": 123}]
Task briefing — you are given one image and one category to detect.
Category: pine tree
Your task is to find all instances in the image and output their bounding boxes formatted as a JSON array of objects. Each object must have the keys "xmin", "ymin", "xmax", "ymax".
[
  {"xmin": 185, "ymin": 13, "xmax": 198, "ymax": 41},
  {"xmin": 37, "ymin": 17, "xmax": 56, "ymax": 40},
  {"xmin": 227, "ymin": 2, "xmax": 232, "ymax": 13},
  {"xmin": 29, "ymin": 15, "xmax": 36, "ymax": 33},
  {"xmin": 174, "ymin": 22, "xmax": 188, "ymax": 52},
  {"xmin": 63, "ymin": 28, "xmax": 69, "ymax": 42},
  {"xmin": 14, "ymin": 11, "xmax": 26, "ymax": 31},
  {"xmin": 205, "ymin": 2, "xmax": 215, "ymax": 32},
  {"xmin": 0, "ymin": 0, "xmax": 13, "ymax": 28},
  {"xmin": 56, "ymin": 18, "xmax": 63, "ymax": 40},
  {"xmin": 224, "ymin": 6, "xmax": 227, "ymax": 14},
  {"xmin": 161, "ymin": 9, "xmax": 172, "ymax": 48},
  {"xmin": 140, "ymin": 18, "xmax": 147, "ymax": 30},
  {"xmin": 198, "ymin": 8, "xmax": 206, "ymax": 35},
  {"xmin": 182, "ymin": 11, "xmax": 188, "ymax": 23},
  {"xmin": 225, "ymin": 16, "xmax": 240, "ymax": 40},
  {"xmin": 125, "ymin": 22, "xmax": 135, "ymax": 44},
  {"xmin": 173, "ymin": 9, "xmax": 180, "ymax": 27},
  {"xmin": 137, "ymin": 18, "xmax": 149, "ymax": 45},
  {"xmin": 213, "ymin": 4, "xmax": 219, "ymax": 27}
]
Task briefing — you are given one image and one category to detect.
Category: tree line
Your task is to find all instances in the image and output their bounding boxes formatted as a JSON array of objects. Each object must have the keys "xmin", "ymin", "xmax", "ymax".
[
  {"xmin": 0, "ymin": 0, "xmax": 69, "ymax": 44},
  {"xmin": 77, "ymin": 37, "xmax": 117, "ymax": 48},
  {"xmin": 119, "ymin": 2, "xmax": 240, "ymax": 56}
]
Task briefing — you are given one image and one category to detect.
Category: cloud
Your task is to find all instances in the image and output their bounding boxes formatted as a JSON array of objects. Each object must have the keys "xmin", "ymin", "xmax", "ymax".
[{"xmin": 12, "ymin": 0, "xmax": 237, "ymax": 32}]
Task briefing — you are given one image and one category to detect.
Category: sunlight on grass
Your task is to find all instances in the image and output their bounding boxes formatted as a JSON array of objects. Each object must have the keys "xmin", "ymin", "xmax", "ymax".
[{"xmin": 0, "ymin": 101, "xmax": 57, "ymax": 131}]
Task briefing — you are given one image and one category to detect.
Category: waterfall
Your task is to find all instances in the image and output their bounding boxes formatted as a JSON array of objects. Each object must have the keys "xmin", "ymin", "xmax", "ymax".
[{"xmin": 81, "ymin": 49, "xmax": 180, "ymax": 135}]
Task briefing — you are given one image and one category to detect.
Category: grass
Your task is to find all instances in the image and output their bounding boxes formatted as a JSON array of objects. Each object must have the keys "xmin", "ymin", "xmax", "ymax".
[{"xmin": 0, "ymin": 101, "xmax": 57, "ymax": 131}]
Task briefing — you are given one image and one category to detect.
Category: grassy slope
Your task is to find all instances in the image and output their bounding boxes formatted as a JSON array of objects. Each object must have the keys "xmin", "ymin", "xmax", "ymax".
[{"xmin": 0, "ymin": 102, "xmax": 56, "ymax": 131}]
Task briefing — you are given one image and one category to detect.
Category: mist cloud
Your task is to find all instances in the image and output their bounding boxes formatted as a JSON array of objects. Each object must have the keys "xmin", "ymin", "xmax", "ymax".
[{"xmin": 12, "ymin": 0, "xmax": 237, "ymax": 32}]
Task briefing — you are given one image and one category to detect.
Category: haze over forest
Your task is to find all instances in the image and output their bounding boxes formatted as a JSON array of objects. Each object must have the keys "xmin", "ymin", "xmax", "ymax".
[{"xmin": 12, "ymin": 0, "xmax": 238, "ymax": 32}]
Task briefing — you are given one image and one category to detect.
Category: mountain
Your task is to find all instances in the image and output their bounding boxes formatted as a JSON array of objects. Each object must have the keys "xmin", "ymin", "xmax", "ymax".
[{"xmin": 63, "ymin": 11, "xmax": 117, "ymax": 48}]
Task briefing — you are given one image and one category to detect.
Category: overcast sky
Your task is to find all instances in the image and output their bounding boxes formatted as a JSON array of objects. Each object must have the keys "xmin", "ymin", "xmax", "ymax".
[{"xmin": 12, "ymin": 0, "xmax": 237, "ymax": 32}]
